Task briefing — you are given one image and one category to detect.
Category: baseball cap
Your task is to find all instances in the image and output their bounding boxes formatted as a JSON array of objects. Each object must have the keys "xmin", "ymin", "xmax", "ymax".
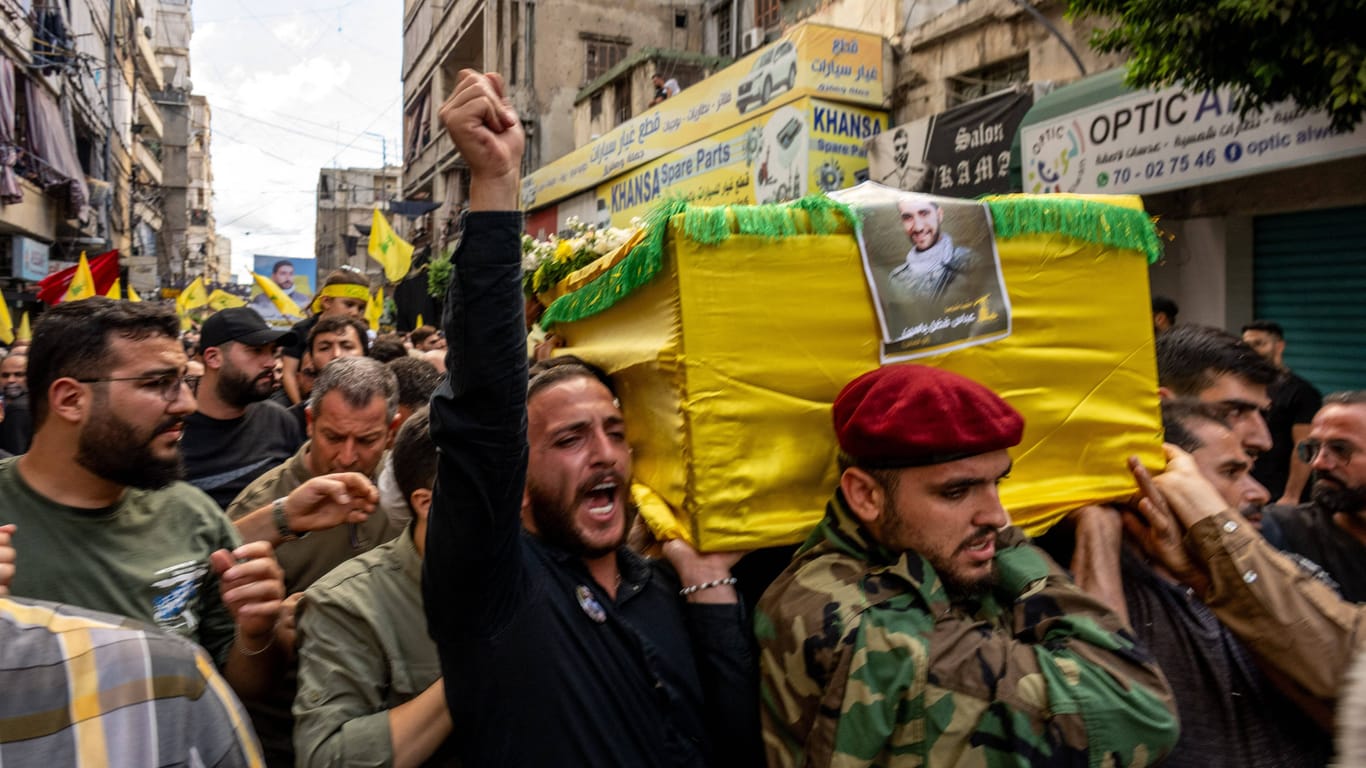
[{"xmin": 200, "ymin": 307, "xmax": 299, "ymax": 349}]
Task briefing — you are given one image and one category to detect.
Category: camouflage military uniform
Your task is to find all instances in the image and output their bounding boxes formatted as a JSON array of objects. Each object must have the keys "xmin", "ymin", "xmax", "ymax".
[{"xmin": 756, "ymin": 492, "xmax": 1179, "ymax": 767}]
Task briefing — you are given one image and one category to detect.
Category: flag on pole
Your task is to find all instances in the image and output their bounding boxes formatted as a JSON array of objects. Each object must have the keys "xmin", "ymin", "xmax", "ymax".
[
  {"xmin": 207, "ymin": 289, "xmax": 247, "ymax": 311},
  {"xmin": 105, "ymin": 278, "xmax": 122, "ymax": 300},
  {"xmin": 177, "ymin": 277, "xmax": 208, "ymax": 313},
  {"xmin": 0, "ymin": 298, "xmax": 13, "ymax": 345},
  {"xmin": 63, "ymin": 253, "xmax": 97, "ymax": 303},
  {"xmin": 368, "ymin": 208, "xmax": 414, "ymax": 282},
  {"xmin": 252, "ymin": 273, "xmax": 304, "ymax": 318},
  {"xmin": 16, "ymin": 311, "xmax": 31, "ymax": 342},
  {"xmin": 127, "ymin": 284, "xmax": 142, "ymax": 302},
  {"xmin": 366, "ymin": 287, "xmax": 383, "ymax": 331}
]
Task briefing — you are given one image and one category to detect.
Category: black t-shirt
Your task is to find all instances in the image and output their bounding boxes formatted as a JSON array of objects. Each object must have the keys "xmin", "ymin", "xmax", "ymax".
[
  {"xmin": 1251, "ymin": 370, "xmax": 1321, "ymax": 499},
  {"xmin": 0, "ymin": 394, "xmax": 33, "ymax": 455},
  {"xmin": 1263, "ymin": 502, "xmax": 1366, "ymax": 602},
  {"xmin": 181, "ymin": 400, "xmax": 304, "ymax": 509},
  {"xmin": 282, "ymin": 314, "xmax": 319, "ymax": 360}
]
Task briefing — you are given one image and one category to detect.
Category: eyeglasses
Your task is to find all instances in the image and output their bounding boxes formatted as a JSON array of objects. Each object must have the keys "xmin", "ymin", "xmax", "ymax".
[
  {"xmin": 77, "ymin": 373, "xmax": 201, "ymax": 403},
  {"xmin": 1296, "ymin": 439, "xmax": 1357, "ymax": 465}
]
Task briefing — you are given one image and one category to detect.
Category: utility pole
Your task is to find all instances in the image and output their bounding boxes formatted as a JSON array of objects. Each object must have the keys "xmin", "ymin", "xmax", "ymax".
[{"xmin": 103, "ymin": 0, "xmax": 116, "ymax": 251}]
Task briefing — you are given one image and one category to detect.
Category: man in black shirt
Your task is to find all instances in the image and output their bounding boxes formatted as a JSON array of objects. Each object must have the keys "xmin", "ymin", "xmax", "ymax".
[
  {"xmin": 1243, "ymin": 320, "xmax": 1322, "ymax": 503},
  {"xmin": 1263, "ymin": 391, "xmax": 1366, "ymax": 602},
  {"xmin": 182, "ymin": 308, "xmax": 303, "ymax": 508},
  {"xmin": 0, "ymin": 352, "xmax": 32, "ymax": 455},
  {"xmin": 423, "ymin": 70, "xmax": 758, "ymax": 768}
]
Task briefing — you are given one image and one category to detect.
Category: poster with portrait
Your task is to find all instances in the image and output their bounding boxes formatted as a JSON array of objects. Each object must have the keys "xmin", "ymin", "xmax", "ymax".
[
  {"xmin": 249, "ymin": 255, "xmax": 316, "ymax": 324},
  {"xmin": 830, "ymin": 182, "xmax": 1011, "ymax": 362}
]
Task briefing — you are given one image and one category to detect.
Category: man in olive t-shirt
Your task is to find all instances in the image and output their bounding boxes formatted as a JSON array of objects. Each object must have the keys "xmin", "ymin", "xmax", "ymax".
[{"xmin": 0, "ymin": 299, "xmax": 287, "ymax": 701}]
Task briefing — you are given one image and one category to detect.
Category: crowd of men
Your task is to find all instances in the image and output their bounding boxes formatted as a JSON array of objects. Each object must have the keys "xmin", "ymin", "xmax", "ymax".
[{"xmin": 2, "ymin": 69, "xmax": 1366, "ymax": 768}]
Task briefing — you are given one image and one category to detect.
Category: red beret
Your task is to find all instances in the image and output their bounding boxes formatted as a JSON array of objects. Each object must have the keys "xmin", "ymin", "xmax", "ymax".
[{"xmin": 833, "ymin": 365, "xmax": 1024, "ymax": 468}]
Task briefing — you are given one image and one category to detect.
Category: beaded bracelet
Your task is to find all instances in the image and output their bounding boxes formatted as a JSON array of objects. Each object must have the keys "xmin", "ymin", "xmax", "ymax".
[{"xmin": 679, "ymin": 576, "xmax": 738, "ymax": 597}]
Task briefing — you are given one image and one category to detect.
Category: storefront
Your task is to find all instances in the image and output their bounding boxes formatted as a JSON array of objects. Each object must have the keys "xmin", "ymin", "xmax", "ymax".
[{"xmin": 1017, "ymin": 68, "xmax": 1366, "ymax": 393}]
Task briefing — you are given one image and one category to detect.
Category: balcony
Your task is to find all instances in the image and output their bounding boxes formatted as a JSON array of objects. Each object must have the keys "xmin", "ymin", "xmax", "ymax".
[
  {"xmin": 133, "ymin": 19, "xmax": 165, "ymax": 91},
  {"xmin": 135, "ymin": 88, "xmax": 163, "ymax": 139},
  {"xmin": 134, "ymin": 141, "xmax": 162, "ymax": 185}
]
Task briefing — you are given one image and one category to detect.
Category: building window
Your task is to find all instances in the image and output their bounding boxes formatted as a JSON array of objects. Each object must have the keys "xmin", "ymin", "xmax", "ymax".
[
  {"xmin": 584, "ymin": 37, "xmax": 627, "ymax": 82},
  {"xmin": 613, "ymin": 78, "xmax": 631, "ymax": 126},
  {"xmin": 947, "ymin": 55, "xmax": 1029, "ymax": 107},
  {"xmin": 715, "ymin": 5, "xmax": 733, "ymax": 58},
  {"xmin": 590, "ymin": 93, "xmax": 603, "ymax": 122},
  {"xmin": 675, "ymin": 10, "xmax": 687, "ymax": 28},
  {"xmin": 755, "ymin": 0, "xmax": 780, "ymax": 30}
]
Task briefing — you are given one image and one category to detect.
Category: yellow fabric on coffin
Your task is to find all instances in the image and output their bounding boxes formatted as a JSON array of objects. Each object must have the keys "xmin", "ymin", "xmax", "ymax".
[{"xmin": 553, "ymin": 194, "xmax": 1163, "ymax": 550}]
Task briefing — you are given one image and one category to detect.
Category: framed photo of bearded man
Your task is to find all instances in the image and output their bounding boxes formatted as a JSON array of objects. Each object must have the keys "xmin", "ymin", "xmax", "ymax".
[{"xmin": 832, "ymin": 182, "xmax": 1011, "ymax": 362}]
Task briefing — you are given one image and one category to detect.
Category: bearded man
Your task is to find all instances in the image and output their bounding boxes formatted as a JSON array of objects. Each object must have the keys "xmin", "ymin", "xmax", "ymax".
[
  {"xmin": 421, "ymin": 68, "xmax": 758, "ymax": 768},
  {"xmin": 0, "ymin": 298, "xmax": 288, "ymax": 699},
  {"xmin": 1262, "ymin": 392, "xmax": 1366, "ymax": 601},
  {"xmin": 182, "ymin": 307, "xmax": 303, "ymax": 508},
  {"xmin": 757, "ymin": 364, "xmax": 1179, "ymax": 767},
  {"xmin": 888, "ymin": 193, "xmax": 974, "ymax": 301}
]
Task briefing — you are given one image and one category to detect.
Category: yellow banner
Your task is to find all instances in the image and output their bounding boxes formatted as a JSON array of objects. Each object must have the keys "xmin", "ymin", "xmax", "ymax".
[
  {"xmin": 521, "ymin": 22, "xmax": 885, "ymax": 210},
  {"xmin": 596, "ymin": 97, "xmax": 887, "ymax": 226}
]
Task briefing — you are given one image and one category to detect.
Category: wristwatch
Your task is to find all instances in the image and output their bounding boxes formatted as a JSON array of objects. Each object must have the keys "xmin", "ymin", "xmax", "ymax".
[{"xmin": 272, "ymin": 497, "xmax": 308, "ymax": 542}]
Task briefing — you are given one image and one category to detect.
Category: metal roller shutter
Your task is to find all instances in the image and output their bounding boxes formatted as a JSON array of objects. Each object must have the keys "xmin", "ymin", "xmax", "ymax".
[{"xmin": 1253, "ymin": 205, "xmax": 1366, "ymax": 395}]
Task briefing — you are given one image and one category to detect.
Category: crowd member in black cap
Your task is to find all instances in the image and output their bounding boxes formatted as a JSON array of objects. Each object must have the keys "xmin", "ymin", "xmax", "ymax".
[{"xmin": 182, "ymin": 307, "xmax": 305, "ymax": 509}]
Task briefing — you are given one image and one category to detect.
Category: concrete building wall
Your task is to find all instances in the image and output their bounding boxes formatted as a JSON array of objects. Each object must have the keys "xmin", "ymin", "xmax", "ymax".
[
  {"xmin": 892, "ymin": 0, "xmax": 1120, "ymax": 124},
  {"xmin": 402, "ymin": 0, "xmax": 705, "ymax": 255},
  {"xmin": 316, "ymin": 166, "xmax": 402, "ymax": 280}
]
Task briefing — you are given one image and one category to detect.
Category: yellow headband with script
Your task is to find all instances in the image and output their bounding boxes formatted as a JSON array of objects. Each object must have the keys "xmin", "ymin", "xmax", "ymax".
[{"xmin": 311, "ymin": 283, "xmax": 372, "ymax": 314}]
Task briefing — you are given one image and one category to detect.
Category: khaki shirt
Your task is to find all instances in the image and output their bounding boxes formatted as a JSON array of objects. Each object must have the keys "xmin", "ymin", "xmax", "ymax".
[
  {"xmin": 226, "ymin": 442, "xmax": 400, "ymax": 594},
  {"xmin": 293, "ymin": 527, "xmax": 452, "ymax": 767},
  {"xmin": 1189, "ymin": 510, "xmax": 1366, "ymax": 702}
]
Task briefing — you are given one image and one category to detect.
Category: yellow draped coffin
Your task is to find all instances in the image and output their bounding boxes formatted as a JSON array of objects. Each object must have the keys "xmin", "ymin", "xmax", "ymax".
[{"xmin": 540, "ymin": 194, "xmax": 1165, "ymax": 551}]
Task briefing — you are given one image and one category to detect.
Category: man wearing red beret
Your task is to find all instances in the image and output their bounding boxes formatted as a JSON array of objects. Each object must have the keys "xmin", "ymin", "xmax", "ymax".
[{"xmin": 755, "ymin": 364, "xmax": 1179, "ymax": 767}]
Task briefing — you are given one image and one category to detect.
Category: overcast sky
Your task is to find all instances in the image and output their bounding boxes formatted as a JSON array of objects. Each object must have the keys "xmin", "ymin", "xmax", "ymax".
[{"xmin": 189, "ymin": 0, "xmax": 403, "ymax": 282}]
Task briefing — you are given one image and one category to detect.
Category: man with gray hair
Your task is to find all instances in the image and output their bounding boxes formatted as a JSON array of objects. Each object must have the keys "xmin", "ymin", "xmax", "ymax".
[
  {"xmin": 229, "ymin": 354, "xmax": 401, "ymax": 592},
  {"xmin": 226, "ymin": 354, "xmax": 403, "ymax": 766}
]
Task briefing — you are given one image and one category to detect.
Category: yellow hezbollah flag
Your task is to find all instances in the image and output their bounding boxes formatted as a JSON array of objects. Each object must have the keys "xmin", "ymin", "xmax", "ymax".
[
  {"xmin": 368, "ymin": 208, "xmax": 413, "ymax": 282},
  {"xmin": 105, "ymin": 278, "xmax": 122, "ymax": 300},
  {"xmin": 207, "ymin": 289, "xmax": 247, "ymax": 311},
  {"xmin": 252, "ymin": 272, "xmax": 304, "ymax": 318},
  {"xmin": 415, "ymin": 313, "xmax": 424, "ymax": 329},
  {"xmin": 63, "ymin": 253, "xmax": 97, "ymax": 302},
  {"xmin": 127, "ymin": 284, "xmax": 142, "ymax": 302},
  {"xmin": 0, "ymin": 298, "xmax": 13, "ymax": 345},
  {"xmin": 177, "ymin": 277, "xmax": 208, "ymax": 313},
  {"xmin": 366, "ymin": 287, "xmax": 383, "ymax": 330},
  {"xmin": 16, "ymin": 311, "xmax": 31, "ymax": 342}
]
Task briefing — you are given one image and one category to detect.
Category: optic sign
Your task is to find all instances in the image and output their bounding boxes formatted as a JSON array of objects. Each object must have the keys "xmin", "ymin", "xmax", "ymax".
[{"xmin": 1021, "ymin": 83, "xmax": 1366, "ymax": 196}]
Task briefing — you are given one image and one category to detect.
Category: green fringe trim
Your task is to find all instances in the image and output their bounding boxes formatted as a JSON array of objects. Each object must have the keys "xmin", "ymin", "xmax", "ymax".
[
  {"xmin": 540, "ymin": 195, "xmax": 859, "ymax": 327},
  {"xmin": 984, "ymin": 196, "xmax": 1164, "ymax": 264}
]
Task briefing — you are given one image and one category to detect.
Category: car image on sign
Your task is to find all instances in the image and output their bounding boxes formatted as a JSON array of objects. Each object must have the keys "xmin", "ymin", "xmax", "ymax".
[{"xmin": 736, "ymin": 40, "xmax": 798, "ymax": 115}]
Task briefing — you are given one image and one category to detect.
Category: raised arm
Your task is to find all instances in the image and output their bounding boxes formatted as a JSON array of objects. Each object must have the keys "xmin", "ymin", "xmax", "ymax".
[{"xmin": 422, "ymin": 69, "xmax": 528, "ymax": 641}]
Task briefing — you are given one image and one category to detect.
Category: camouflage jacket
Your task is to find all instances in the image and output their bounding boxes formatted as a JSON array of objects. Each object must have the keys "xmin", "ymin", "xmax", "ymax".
[{"xmin": 755, "ymin": 492, "xmax": 1179, "ymax": 767}]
